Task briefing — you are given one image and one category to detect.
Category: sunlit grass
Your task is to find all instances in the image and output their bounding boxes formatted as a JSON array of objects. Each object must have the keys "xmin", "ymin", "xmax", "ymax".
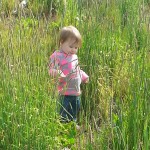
[{"xmin": 1, "ymin": 0, "xmax": 150, "ymax": 149}]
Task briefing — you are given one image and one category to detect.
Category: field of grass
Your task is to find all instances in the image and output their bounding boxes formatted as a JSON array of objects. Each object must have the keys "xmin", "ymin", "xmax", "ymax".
[{"xmin": 1, "ymin": 0, "xmax": 150, "ymax": 149}]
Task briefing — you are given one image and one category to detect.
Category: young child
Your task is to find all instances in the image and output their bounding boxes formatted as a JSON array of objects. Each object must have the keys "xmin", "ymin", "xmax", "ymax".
[{"xmin": 49, "ymin": 25, "xmax": 89, "ymax": 123}]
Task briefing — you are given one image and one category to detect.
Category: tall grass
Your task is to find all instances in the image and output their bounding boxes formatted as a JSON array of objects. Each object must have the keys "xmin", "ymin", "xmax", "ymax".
[{"xmin": 1, "ymin": 0, "xmax": 150, "ymax": 149}]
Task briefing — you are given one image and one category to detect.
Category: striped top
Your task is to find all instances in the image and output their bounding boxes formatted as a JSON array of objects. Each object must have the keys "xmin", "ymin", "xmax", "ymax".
[{"xmin": 49, "ymin": 50, "xmax": 89, "ymax": 96}]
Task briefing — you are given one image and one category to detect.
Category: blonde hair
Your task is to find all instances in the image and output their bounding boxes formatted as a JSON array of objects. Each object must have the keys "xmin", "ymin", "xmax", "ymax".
[{"xmin": 59, "ymin": 26, "xmax": 82, "ymax": 47}]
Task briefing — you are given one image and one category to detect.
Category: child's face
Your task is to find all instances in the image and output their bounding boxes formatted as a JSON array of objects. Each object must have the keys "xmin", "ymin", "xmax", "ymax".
[{"xmin": 60, "ymin": 39, "xmax": 79, "ymax": 55}]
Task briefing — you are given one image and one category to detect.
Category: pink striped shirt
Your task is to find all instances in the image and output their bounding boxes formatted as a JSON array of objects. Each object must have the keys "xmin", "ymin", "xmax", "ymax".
[{"xmin": 49, "ymin": 50, "xmax": 89, "ymax": 96}]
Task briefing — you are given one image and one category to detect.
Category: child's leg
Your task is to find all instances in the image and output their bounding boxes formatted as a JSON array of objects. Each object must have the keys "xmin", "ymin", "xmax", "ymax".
[
  {"xmin": 59, "ymin": 95, "xmax": 72, "ymax": 122},
  {"xmin": 68, "ymin": 96, "xmax": 80, "ymax": 122},
  {"xmin": 59, "ymin": 95, "xmax": 80, "ymax": 122}
]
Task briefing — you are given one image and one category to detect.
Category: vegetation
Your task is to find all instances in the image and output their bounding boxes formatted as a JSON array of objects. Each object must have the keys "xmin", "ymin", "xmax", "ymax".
[{"xmin": 0, "ymin": 0, "xmax": 150, "ymax": 149}]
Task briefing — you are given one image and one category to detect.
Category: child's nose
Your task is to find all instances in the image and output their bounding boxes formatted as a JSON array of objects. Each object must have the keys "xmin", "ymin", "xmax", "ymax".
[{"xmin": 71, "ymin": 48, "xmax": 75, "ymax": 51}]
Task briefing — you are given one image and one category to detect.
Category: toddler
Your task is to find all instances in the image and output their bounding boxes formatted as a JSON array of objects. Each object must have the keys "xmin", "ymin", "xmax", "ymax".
[{"xmin": 49, "ymin": 25, "xmax": 89, "ymax": 122}]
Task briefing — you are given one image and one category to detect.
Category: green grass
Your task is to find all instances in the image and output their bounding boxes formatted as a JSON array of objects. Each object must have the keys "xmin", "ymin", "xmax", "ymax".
[{"xmin": 1, "ymin": 0, "xmax": 150, "ymax": 149}]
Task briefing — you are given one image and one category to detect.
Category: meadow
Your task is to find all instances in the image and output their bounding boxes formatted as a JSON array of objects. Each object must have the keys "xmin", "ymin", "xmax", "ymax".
[{"xmin": 0, "ymin": 0, "xmax": 150, "ymax": 149}]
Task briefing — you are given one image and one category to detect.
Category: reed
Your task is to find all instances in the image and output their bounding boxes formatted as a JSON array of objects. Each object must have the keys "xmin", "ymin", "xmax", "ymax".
[{"xmin": 1, "ymin": 0, "xmax": 150, "ymax": 149}]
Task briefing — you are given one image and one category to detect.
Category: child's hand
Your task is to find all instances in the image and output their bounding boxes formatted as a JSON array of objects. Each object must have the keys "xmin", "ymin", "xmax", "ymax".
[
  {"xmin": 58, "ymin": 71, "xmax": 67, "ymax": 78},
  {"xmin": 60, "ymin": 72, "xmax": 66, "ymax": 78},
  {"xmin": 84, "ymin": 77, "xmax": 89, "ymax": 83}
]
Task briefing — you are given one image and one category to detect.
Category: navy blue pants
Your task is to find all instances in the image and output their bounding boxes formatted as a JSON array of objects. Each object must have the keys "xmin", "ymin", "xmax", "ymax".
[{"xmin": 58, "ymin": 95, "xmax": 80, "ymax": 122}]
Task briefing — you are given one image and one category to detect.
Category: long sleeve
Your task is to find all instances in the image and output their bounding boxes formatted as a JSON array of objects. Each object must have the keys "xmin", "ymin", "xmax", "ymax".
[
  {"xmin": 49, "ymin": 52, "xmax": 61, "ymax": 77},
  {"xmin": 80, "ymin": 69, "xmax": 89, "ymax": 83},
  {"xmin": 49, "ymin": 50, "xmax": 88, "ymax": 96}
]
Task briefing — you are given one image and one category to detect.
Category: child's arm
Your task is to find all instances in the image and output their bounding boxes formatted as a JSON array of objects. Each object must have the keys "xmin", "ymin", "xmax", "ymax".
[
  {"xmin": 80, "ymin": 69, "xmax": 89, "ymax": 83},
  {"xmin": 49, "ymin": 52, "xmax": 65, "ymax": 78}
]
